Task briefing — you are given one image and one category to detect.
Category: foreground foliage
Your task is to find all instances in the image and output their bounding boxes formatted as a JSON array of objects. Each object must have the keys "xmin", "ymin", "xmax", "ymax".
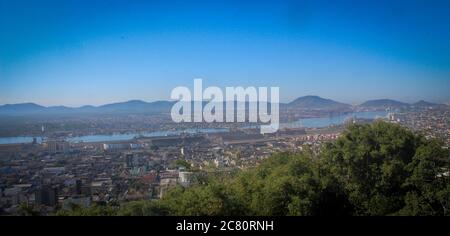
[{"xmin": 58, "ymin": 121, "xmax": 450, "ymax": 216}]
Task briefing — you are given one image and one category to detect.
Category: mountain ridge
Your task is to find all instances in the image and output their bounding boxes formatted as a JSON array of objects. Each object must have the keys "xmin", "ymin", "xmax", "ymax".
[
  {"xmin": 0, "ymin": 97, "xmax": 446, "ymax": 115},
  {"xmin": 285, "ymin": 95, "xmax": 352, "ymax": 110},
  {"xmin": 359, "ymin": 99, "xmax": 409, "ymax": 108},
  {"xmin": 0, "ymin": 100, "xmax": 174, "ymax": 115}
]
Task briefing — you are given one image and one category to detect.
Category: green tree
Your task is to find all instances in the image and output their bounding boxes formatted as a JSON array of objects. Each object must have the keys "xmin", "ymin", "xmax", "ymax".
[
  {"xmin": 56, "ymin": 204, "xmax": 116, "ymax": 216},
  {"xmin": 321, "ymin": 121, "xmax": 449, "ymax": 215}
]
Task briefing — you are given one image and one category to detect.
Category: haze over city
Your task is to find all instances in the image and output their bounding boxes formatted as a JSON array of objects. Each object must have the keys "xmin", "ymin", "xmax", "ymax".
[{"xmin": 1, "ymin": 0, "xmax": 449, "ymax": 106}]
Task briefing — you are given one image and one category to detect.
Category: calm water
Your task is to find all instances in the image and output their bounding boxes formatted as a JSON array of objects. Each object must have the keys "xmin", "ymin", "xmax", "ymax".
[
  {"xmin": 0, "ymin": 128, "xmax": 228, "ymax": 145},
  {"xmin": 67, "ymin": 128, "xmax": 229, "ymax": 143},
  {"xmin": 0, "ymin": 111, "xmax": 387, "ymax": 145},
  {"xmin": 0, "ymin": 137, "xmax": 44, "ymax": 145}
]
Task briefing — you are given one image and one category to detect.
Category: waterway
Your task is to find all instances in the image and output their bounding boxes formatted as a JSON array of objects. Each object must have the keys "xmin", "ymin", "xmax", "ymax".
[{"xmin": 0, "ymin": 111, "xmax": 387, "ymax": 144}]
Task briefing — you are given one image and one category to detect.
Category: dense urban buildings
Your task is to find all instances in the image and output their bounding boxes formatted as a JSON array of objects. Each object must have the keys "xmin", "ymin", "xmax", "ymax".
[{"xmin": 0, "ymin": 101, "xmax": 448, "ymax": 215}]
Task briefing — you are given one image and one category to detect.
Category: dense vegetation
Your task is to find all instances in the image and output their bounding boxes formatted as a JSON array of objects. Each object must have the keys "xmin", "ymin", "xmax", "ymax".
[{"xmin": 57, "ymin": 121, "xmax": 450, "ymax": 216}]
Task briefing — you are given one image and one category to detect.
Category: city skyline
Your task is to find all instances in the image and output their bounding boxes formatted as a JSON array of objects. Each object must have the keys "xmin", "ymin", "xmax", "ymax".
[{"xmin": 1, "ymin": 0, "xmax": 450, "ymax": 106}]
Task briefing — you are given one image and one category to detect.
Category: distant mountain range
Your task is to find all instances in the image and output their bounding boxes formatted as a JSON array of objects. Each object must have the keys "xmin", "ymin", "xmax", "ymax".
[
  {"xmin": 359, "ymin": 99, "xmax": 409, "ymax": 109},
  {"xmin": 284, "ymin": 95, "xmax": 352, "ymax": 110},
  {"xmin": 0, "ymin": 100, "xmax": 174, "ymax": 115},
  {"xmin": 0, "ymin": 96, "xmax": 446, "ymax": 115},
  {"xmin": 359, "ymin": 99, "xmax": 446, "ymax": 109},
  {"xmin": 412, "ymin": 100, "xmax": 447, "ymax": 108}
]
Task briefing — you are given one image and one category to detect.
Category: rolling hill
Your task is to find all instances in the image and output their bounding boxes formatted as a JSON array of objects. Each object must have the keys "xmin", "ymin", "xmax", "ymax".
[
  {"xmin": 359, "ymin": 99, "xmax": 409, "ymax": 109},
  {"xmin": 285, "ymin": 95, "xmax": 352, "ymax": 110},
  {"xmin": 0, "ymin": 100, "xmax": 174, "ymax": 115}
]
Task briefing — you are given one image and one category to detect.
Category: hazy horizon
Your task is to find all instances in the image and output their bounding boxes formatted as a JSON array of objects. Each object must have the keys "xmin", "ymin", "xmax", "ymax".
[
  {"xmin": 1, "ymin": 0, "xmax": 449, "ymax": 106},
  {"xmin": 0, "ymin": 95, "xmax": 446, "ymax": 108}
]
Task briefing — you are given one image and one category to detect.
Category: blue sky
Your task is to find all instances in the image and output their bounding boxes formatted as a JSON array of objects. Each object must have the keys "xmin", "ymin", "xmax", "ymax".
[{"xmin": 0, "ymin": 0, "xmax": 449, "ymax": 106}]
